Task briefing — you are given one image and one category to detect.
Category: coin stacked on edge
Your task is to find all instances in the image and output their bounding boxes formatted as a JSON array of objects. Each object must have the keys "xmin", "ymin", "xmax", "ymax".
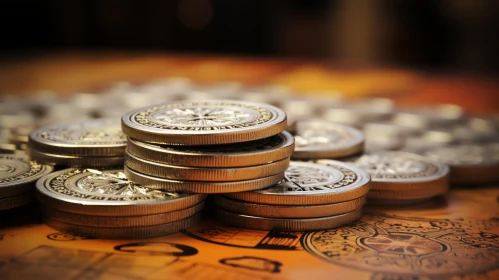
[
  {"xmin": 214, "ymin": 161, "xmax": 371, "ymax": 231},
  {"xmin": 36, "ymin": 168, "xmax": 206, "ymax": 239},
  {"xmin": 347, "ymin": 151, "xmax": 450, "ymax": 206},
  {"xmin": 121, "ymin": 100, "xmax": 292, "ymax": 193},
  {"xmin": 28, "ymin": 119, "xmax": 127, "ymax": 168},
  {"xmin": 0, "ymin": 154, "xmax": 52, "ymax": 211}
]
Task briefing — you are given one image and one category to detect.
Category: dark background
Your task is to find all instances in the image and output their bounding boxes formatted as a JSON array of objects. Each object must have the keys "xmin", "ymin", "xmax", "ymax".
[{"xmin": 1, "ymin": 0, "xmax": 498, "ymax": 72}]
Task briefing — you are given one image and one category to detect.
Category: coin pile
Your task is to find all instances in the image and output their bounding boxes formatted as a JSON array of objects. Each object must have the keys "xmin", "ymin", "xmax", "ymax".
[
  {"xmin": 36, "ymin": 168, "xmax": 206, "ymax": 239},
  {"xmin": 121, "ymin": 100, "xmax": 292, "ymax": 193},
  {"xmin": 347, "ymin": 151, "xmax": 450, "ymax": 205},
  {"xmin": 0, "ymin": 154, "xmax": 52, "ymax": 211},
  {"xmin": 214, "ymin": 161, "xmax": 371, "ymax": 231},
  {"xmin": 28, "ymin": 119, "xmax": 127, "ymax": 168}
]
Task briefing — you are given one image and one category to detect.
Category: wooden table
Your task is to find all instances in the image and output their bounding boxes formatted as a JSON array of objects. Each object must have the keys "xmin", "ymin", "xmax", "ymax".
[{"xmin": 0, "ymin": 52, "xmax": 498, "ymax": 280}]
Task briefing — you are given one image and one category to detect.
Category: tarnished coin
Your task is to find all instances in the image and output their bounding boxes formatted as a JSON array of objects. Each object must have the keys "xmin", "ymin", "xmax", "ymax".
[
  {"xmin": 226, "ymin": 161, "xmax": 371, "ymax": 205},
  {"xmin": 36, "ymin": 168, "xmax": 206, "ymax": 216},
  {"xmin": 0, "ymin": 193, "xmax": 33, "ymax": 211},
  {"xmin": 121, "ymin": 100, "xmax": 287, "ymax": 145},
  {"xmin": 215, "ymin": 208, "xmax": 363, "ymax": 231},
  {"xmin": 126, "ymin": 131, "xmax": 294, "ymax": 167},
  {"xmin": 425, "ymin": 143, "xmax": 499, "ymax": 184},
  {"xmin": 124, "ymin": 165, "xmax": 284, "ymax": 193},
  {"xmin": 347, "ymin": 151, "xmax": 449, "ymax": 193},
  {"xmin": 43, "ymin": 214, "xmax": 200, "ymax": 239},
  {"xmin": 125, "ymin": 151, "xmax": 289, "ymax": 181},
  {"xmin": 292, "ymin": 120, "xmax": 364, "ymax": 159},
  {"xmin": 214, "ymin": 195, "xmax": 366, "ymax": 218},
  {"xmin": 29, "ymin": 149, "xmax": 124, "ymax": 168},
  {"xmin": 29, "ymin": 118, "xmax": 126, "ymax": 156},
  {"xmin": 0, "ymin": 154, "xmax": 53, "ymax": 198},
  {"xmin": 42, "ymin": 202, "xmax": 204, "ymax": 227}
]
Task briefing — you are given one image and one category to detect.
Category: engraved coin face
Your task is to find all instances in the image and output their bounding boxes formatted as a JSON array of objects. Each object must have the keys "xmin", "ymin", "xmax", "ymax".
[
  {"xmin": 36, "ymin": 168, "xmax": 194, "ymax": 206},
  {"xmin": 122, "ymin": 100, "xmax": 287, "ymax": 145},
  {"xmin": 29, "ymin": 119, "xmax": 126, "ymax": 156},
  {"xmin": 226, "ymin": 161, "xmax": 371, "ymax": 205},
  {"xmin": 293, "ymin": 120, "xmax": 364, "ymax": 159},
  {"xmin": 0, "ymin": 154, "xmax": 53, "ymax": 191},
  {"xmin": 425, "ymin": 143, "xmax": 499, "ymax": 166},
  {"xmin": 348, "ymin": 151, "xmax": 449, "ymax": 183}
]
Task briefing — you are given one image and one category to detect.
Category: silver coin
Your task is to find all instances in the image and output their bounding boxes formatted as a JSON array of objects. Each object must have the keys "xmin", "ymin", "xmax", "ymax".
[
  {"xmin": 0, "ymin": 154, "xmax": 53, "ymax": 198},
  {"xmin": 36, "ymin": 168, "xmax": 206, "ymax": 216},
  {"xmin": 29, "ymin": 118, "xmax": 126, "ymax": 156},
  {"xmin": 226, "ymin": 161, "xmax": 371, "ymax": 205},
  {"xmin": 347, "ymin": 151, "xmax": 449, "ymax": 192},
  {"xmin": 121, "ymin": 100, "xmax": 287, "ymax": 145},
  {"xmin": 292, "ymin": 120, "xmax": 364, "ymax": 159}
]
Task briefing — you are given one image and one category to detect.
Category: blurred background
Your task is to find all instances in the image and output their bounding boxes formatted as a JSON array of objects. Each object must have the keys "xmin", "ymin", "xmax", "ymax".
[{"xmin": 1, "ymin": 0, "xmax": 498, "ymax": 73}]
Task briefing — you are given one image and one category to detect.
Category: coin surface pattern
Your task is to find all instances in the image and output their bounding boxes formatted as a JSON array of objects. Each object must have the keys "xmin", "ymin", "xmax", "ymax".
[
  {"xmin": 36, "ymin": 168, "xmax": 205, "ymax": 215},
  {"xmin": 122, "ymin": 100, "xmax": 287, "ymax": 145},
  {"xmin": 226, "ymin": 161, "xmax": 371, "ymax": 205},
  {"xmin": 0, "ymin": 154, "xmax": 53, "ymax": 197},
  {"xmin": 293, "ymin": 120, "xmax": 364, "ymax": 159},
  {"xmin": 29, "ymin": 119, "xmax": 126, "ymax": 156}
]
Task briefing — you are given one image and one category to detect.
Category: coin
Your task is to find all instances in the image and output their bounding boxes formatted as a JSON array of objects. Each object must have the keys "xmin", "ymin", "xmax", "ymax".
[
  {"xmin": 292, "ymin": 120, "xmax": 364, "ymax": 159},
  {"xmin": 121, "ymin": 100, "xmax": 287, "ymax": 145},
  {"xmin": 226, "ymin": 161, "xmax": 371, "ymax": 205},
  {"xmin": 42, "ymin": 202, "xmax": 204, "ymax": 227},
  {"xmin": 347, "ymin": 151, "xmax": 449, "ymax": 193},
  {"xmin": 215, "ymin": 208, "xmax": 362, "ymax": 231},
  {"xmin": 29, "ymin": 118, "xmax": 126, "ymax": 156},
  {"xmin": 124, "ymin": 165, "xmax": 284, "ymax": 193},
  {"xmin": 43, "ymin": 214, "xmax": 200, "ymax": 239},
  {"xmin": 29, "ymin": 149, "xmax": 124, "ymax": 168},
  {"xmin": 36, "ymin": 168, "xmax": 206, "ymax": 216},
  {"xmin": 125, "ymin": 151, "xmax": 290, "ymax": 181},
  {"xmin": 214, "ymin": 195, "xmax": 366, "ymax": 218},
  {"xmin": 126, "ymin": 131, "xmax": 294, "ymax": 167},
  {"xmin": 365, "ymin": 197, "xmax": 437, "ymax": 206},
  {"xmin": 0, "ymin": 193, "xmax": 33, "ymax": 211},
  {"xmin": 0, "ymin": 154, "xmax": 53, "ymax": 198},
  {"xmin": 367, "ymin": 186, "xmax": 448, "ymax": 200}
]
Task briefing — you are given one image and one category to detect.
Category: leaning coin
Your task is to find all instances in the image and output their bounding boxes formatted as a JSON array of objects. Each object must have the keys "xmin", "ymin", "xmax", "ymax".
[
  {"xmin": 126, "ymin": 131, "xmax": 294, "ymax": 167},
  {"xmin": 215, "ymin": 208, "xmax": 362, "ymax": 231},
  {"xmin": 347, "ymin": 151, "xmax": 449, "ymax": 192},
  {"xmin": 124, "ymin": 165, "xmax": 284, "ymax": 193},
  {"xmin": 43, "ymin": 214, "xmax": 200, "ymax": 239},
  {"xmin": 121, "ymin": 100, "xmax": 287, "ymax": 145},
  {"xmin": 292, "ymin": 120, "xmax": 364, "ymax": 159},
  {"xmin": 125, "ymin": 151, "xmax": 289, "ymax": 181},
  {"xmin": 425, "ymin": 143, "xmax": 499, "ymax": 184},
  {"xmin": 36, "ymin": 168, "xmax": 206, "ymax": 216},
  {"xmin": 226, "ymin": 161, "xmax": 371, "ymax": 205},
  {"xmin": 0, "ymin": 154, "xmax": 53, "ymax": 198},
  {"xmin": 214, "ymin": 195, "xmax": 366, "ymax": 218},
  {"xmin": 42, "ymin": 202, "xmax": 204, "ymax": 227},
  {"xmin": 0, "ymin": 193, "xmax": 33, "ymax": 211},
  {"xmin": 29, "ymin": 118, "xmax": 126, "ymax": 156},
  {"xmin": 29, "ymin": 149, "xmax": 124, "ymax": 168}
]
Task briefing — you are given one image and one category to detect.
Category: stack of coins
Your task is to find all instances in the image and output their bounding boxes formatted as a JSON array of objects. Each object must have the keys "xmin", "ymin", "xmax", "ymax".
[
  {"xmin": 36, "ymin": 168, "xmax": 206, "ymax": 239},
  {"xmin": 28, "ymin": 119, "xmax": 127, "ymax": 168},
  {"xmin": 121, "ymin": 100, "xmax": 291, "ymax": 193},
  {"xmin": 214, "ymin": 161, "xmax": 371, "ymax": 231},
  {"xmin": 291, "ymin": 119, "xmax": 364, "ymax": 160},
  {"xmin": 347, "ymin": 151, "xmax": 449, "ymax": 205},
  {"xmin": 0, "ymin": 154, "xmax": 52, "ymax": 211},
  {"xmin": 425, "ymin": 143, "xmax": 499, "ymax": 185}
]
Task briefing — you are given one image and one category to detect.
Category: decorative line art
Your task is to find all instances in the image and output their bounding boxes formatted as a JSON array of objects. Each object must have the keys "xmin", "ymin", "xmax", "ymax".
[
  {"xmin": 114, "ymin": 242, "xmax": 198, "ymax": 257},
  {"xmin": 219, "ymin": 256, "xmax": 282, "ymax": 273},
  {"xmin": 183, "ymin": 222, "xmax": 303, "ymax": 250},
  {"xmin": 302, "ymin": 214, "xmax": 499, "ymax": 278},
  {"xmin": 0, "ymin": 245, "xmax": 272, "ymax": 280},
  {"xmin": 154, "ymin": 107, "xmax": 252, "ymax": 127},
  {"xmin": 46, "ymin": 232, "xmax": 91, "ymax": 241}
]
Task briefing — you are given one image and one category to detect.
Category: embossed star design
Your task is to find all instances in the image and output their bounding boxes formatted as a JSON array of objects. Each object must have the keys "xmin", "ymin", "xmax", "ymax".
[{"xmin": 156, "ymin": 108, "xmax": 250, "ymax": 126}]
